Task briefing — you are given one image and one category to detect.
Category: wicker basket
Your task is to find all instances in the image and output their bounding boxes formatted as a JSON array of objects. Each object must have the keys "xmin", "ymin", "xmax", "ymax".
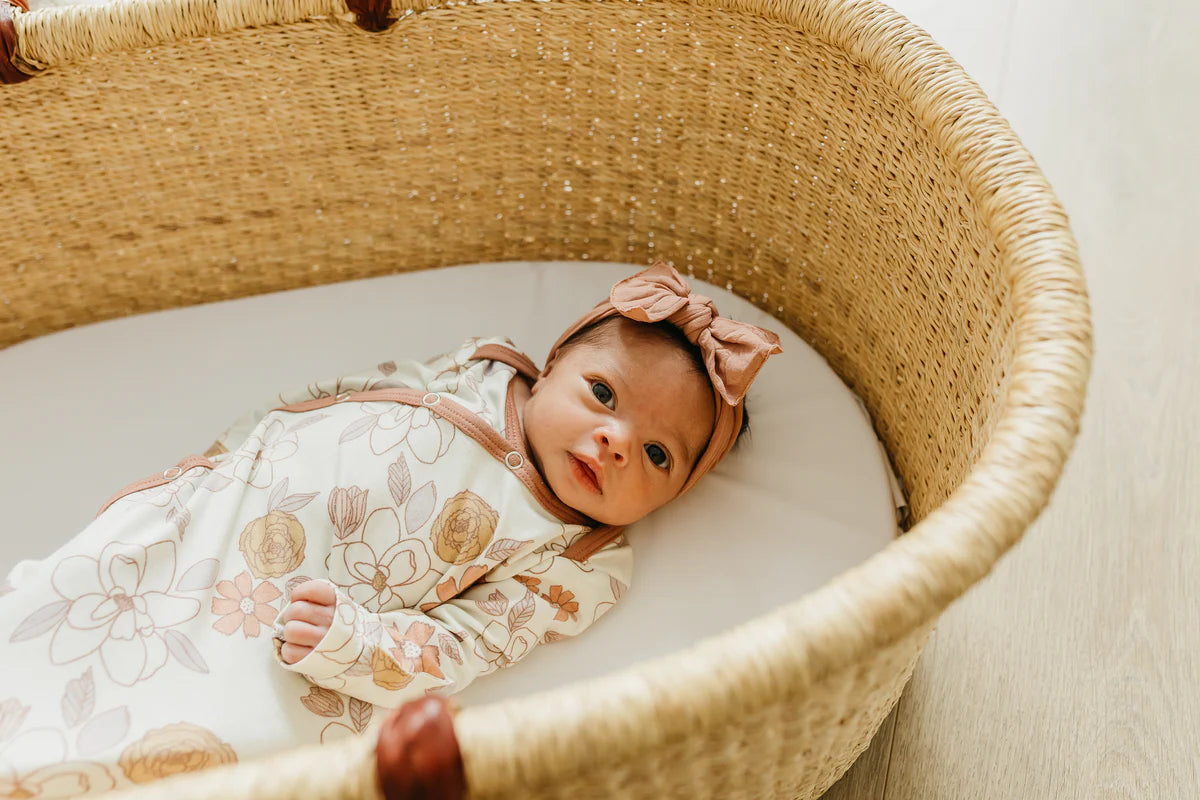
[{"xmin": 0, "ymin": 0, "xmax": 1091, "ymax": 796}]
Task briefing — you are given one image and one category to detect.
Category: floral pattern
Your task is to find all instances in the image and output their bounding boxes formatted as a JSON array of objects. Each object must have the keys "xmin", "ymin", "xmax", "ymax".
[
  {"xmin": 211, "ymin": 573, "xmax": 281, "ymax": 638},
  {"xmin": 42, "ymin": 542, "xmax": 201, "ymax": 686},
  {"xmin": 238, "ymin": 511, "xmax": 307, "ymax": 579},
  {"xmin": 117, "ymin": 723, "xmax": 237, "ymax": 783},
  {"xmin": 0, "ymin": 337, "xmax": 631, "ymax": 789}
]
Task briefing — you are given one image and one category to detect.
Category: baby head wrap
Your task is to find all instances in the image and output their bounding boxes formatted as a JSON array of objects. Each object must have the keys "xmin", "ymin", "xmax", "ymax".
[{"xmin": 543, "ymin": 262, "xmax": 784, "ymax": 497}]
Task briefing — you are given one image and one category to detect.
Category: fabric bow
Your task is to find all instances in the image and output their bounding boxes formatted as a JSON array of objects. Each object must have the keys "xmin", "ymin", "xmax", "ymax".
[{"xmin": 609, "ymin": 262, "xmax": 783, "ymax": 406}]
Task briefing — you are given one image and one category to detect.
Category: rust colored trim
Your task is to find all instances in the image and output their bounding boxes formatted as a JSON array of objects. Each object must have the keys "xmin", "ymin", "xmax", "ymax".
[
  {"xmin": 561, "ymin": 524, "xmax": 626, "ymax": 562},
  {"xmin": 375, "ymin": 697, "xmax": 465, "ymax": 800},
  {"xmin": 96, "ymin": 455, "xmax": 216, "ymax": 517},
  {"xmin": 1, "ymin": 1, "xmax": 33, "ymax": 85},
  {"xmin": 274, "ymin": 386, "xmax": 596, "ymax": 531},
  {"xmin": 345, "ymin": 0, "xmax": 393, "ymax": 32},
  {"xmin": 470, "ymin": 343, "xmax": 542, "ymax": 381}
]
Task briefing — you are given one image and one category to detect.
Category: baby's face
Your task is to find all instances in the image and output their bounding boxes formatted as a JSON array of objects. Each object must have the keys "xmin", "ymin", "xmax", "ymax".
[{"xmin": 523, "ymin": 325, "xmax": 716, "ymax": 526}]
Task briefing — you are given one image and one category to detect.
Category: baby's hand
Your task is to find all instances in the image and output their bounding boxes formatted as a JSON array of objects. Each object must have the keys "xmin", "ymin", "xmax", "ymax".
[{"xmin": 277, "ymin": 580, "xmax": 336, "ymax": 665}]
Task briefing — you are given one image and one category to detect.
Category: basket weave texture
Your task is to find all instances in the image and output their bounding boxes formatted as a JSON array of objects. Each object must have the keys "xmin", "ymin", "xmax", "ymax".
[{"xmin": 1, "ymin": 0, "xmax": 1091, "ymax": 796}]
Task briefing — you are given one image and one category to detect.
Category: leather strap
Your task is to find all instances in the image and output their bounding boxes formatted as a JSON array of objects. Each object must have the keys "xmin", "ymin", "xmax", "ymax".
[
  {"xmin": 375, "ymin": 697, "xmax": 465, "ymax": 800},
  {"xmin": 1, "ymin": 0, "xmax": 33, "ymax": 85},
  {"xmin": 345, "ymin": 0, "xmax": 393, "ymax": 32}
]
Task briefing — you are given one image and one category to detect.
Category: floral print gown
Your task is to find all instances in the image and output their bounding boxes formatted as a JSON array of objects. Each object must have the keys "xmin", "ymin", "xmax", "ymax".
[{"xmin": 0, "ymin": 337, "xmax": 632, "ymax": 798}]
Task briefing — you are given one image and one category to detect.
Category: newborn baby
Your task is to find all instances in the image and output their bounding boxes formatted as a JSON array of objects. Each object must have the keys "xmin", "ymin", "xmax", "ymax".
[{"xmin": 0, "ymin": 262, "xmax": 780, "ymax": 794}]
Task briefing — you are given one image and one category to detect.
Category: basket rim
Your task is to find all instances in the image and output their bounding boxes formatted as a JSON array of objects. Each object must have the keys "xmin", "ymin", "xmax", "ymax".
[{"xmin": 6, "ymin": 0, "xmax": 1092, "ymax": 783}]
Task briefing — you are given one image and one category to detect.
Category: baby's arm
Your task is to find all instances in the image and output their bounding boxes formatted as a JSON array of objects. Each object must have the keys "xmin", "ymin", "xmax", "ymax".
[{"xmin": 272, "ymin": 543, "xmax": 630, "ymax": 708}]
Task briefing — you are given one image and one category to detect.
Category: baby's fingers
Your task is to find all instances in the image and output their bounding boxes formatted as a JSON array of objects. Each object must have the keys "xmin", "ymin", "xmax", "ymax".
[
  {"xmin": 280, "ymin": 599, "xmax": 334, "ymax": 628},
  {"xmin": 281, "ymin": 619, "xmax": 327, "ymax": 648},
  {"xmin": 280, "ymin": 642, "xmax": 313, "ymax": 665},
  {"xmin": 290, "ymin": 579, "xmax": 336, "ymax": 606}
]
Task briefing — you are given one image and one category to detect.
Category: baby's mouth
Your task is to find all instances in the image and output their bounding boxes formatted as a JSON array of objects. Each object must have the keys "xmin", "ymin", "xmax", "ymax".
[{"xmin": 568, "ymin": 453, "xmax": 603, "ymax": 494}]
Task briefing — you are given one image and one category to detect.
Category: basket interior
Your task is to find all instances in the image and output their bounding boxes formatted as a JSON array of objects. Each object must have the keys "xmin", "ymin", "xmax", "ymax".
[{"xmin": 1, "ymin": 0, "xmax": 1014, "ymax": 525}]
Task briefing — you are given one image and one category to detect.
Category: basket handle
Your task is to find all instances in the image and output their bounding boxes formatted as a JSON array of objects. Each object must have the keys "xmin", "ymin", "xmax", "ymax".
[
  {"xmin": 377, "ymin": 697, "xmax": 466, "ymax": 800},
  {"xmin": 1, "ymin": 0, "xmax": 33, "ymax": 85},
  {"xmin": 345, "ymin": 0, "xmax": 394, "ymax": 32}
]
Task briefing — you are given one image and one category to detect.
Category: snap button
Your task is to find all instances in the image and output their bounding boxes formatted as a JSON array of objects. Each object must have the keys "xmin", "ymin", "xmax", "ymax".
[
  {"xmin": 422, "ymin": 392, "xmax": 440, "ymax": 406},
  {"xmin": 505, "ymin": 451, "xmax": 524, "ymax": 470},
  {"xmin": 334, "ymin": 392, "xmax": 353, "ymax": 402},
  {"xmin": 163, "ymin": 466, "xmax": 183, "ymax": 480}
]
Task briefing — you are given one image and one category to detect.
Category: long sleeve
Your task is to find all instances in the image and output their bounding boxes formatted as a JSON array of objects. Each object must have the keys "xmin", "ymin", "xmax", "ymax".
[{"xmin": 275, "ymin": 538, "xmax": 632, "ymax": 707}]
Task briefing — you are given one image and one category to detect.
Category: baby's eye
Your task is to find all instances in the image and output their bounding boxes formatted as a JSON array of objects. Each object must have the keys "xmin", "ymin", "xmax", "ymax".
[
  {"xmin": 644, "ymin": 443, "xmax": 671, "ymax": 470},
  {"xmin": 590, "ymin": 381, "xmax": 615, "ymax": 408}
]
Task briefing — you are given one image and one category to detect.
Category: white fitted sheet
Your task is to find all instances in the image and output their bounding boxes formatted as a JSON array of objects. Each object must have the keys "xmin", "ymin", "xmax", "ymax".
[{"xmin": 0, "ymin": 261, "xmax": 899, "ymax": 705}]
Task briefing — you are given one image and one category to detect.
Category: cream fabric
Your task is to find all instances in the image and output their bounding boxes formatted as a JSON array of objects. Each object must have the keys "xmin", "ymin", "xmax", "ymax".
[
  {"xmin": 0, "ymin": 336, "xmax": 631, "ymax": 792},
  {"xmin": 0, "ymin": 260, "xmax": 898, "ymax": 766}
]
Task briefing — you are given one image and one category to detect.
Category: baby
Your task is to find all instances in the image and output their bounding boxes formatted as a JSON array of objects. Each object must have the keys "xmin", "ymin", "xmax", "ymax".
[{"xmin": 0, "ymin": 262, "xmax": 780, "ymax": 793}]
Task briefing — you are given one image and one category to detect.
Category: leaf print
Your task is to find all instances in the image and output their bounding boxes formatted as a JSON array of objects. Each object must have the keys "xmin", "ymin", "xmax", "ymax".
[
  {"xmin": 405, "ymin": 481, "xmax": 437, "ymax": 534},
  {"xmin": 163, "ymin": 630, "xmax": 210, "ymax": 674},
  {"xmin": 388, "ymin": 456, "xmax": 411, "ymax": 506},
  {"xmin": 62, "ymin": 668, "xmax": 96, "ymax": 728},
  {"xmin": 610, "ymin": 575, "xmax": 626, "ymax": 601},
  {"xmin": 268, "ymin": 478, "xmax": 290, "ymax": 512},
  {"xmin": 0, "ymin": 698, "xmax": 30, "ymax": 742},
  {"xmin": 166, "ymin": 506, "xmax": 191, "ymax": 536},
  {"xmin": 475, "ymin": 589, "xmax": 508, "ymax": 617},
  {"xmin": 9, "ymin": 600, "xmax": 70, "ymax": 642},
  {"xmin": 275, "ymin": 492, "xmax": 319, "ymax": 513},
  {"xmin": 484, "ymin": 538, "xmax": 528, "ymax": 563},
  {"xmin": 345, "ymin": 660, "xmax": 373, "ymax": 678},
  {"xmin": 378, "ymin": 361, "xmax": 397, "ymax": 376},
  {"xmin": 348, "ymin": 698, "xmax": 372, "ymax": 733},
  {"xmin": 300, "ymin": 687, "xmax": 344, "ymax": 718},
  {"xmin": 339, "ymin": 415, "xmax": 375, "ymax": 444},
  {"xmin": 438, "ymin": 634, "xmax": 463, "ymax": 666},
  {"xmin": 507, "ymin": 592, "xmax": 535, "ymax": 630},
  {"xmin": 76, "ymin": 706, "xmax": 130, "ymax": 757},
  {"xmin": 542, "ymin": 630, "xmax": 566, "ymax": 644},
  {"xmin": 177, "ymin": 559, "xmax": 221, "ymax": 592},
  {"xmin": 328, "ymin": 486, "xmax": 368, "ymax": 540}
]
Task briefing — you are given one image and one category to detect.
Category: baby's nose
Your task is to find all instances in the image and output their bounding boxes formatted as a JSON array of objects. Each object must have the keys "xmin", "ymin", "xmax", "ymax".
[{"xmin": 595, "ymin": 425, "xmax": 631, "ymax": 463}]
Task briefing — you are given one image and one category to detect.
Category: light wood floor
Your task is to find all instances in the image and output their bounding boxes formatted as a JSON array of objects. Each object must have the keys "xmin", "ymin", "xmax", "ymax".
[{"xmin": 825, "ymin": 0, "xmax": 1200, "ymax": 796}]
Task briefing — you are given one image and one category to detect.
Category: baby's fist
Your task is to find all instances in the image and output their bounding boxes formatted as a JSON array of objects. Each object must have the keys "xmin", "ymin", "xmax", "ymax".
[{"xmin": 277, "ymin": 579, "xmax": 336, "ymax": 665}]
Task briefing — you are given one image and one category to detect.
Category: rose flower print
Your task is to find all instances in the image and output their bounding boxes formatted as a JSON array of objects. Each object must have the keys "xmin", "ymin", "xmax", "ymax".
[
  {"xmin": 211, "ymin": 572, "xmax": 281, "ymax": 638},
  {"xmin": 118, "ymin": 723, "xmax": 237, "ymax": 783},
  {"xmin": 431, "ymin": 491, "xmax": 499, "ymax": 565},
  {"xmin": 48, "ymin": 541, "xmax": 200, "ymax": 686},
  {"xmin": 238, "ymin": 511, "xmax": 306, "ymax": 579}
]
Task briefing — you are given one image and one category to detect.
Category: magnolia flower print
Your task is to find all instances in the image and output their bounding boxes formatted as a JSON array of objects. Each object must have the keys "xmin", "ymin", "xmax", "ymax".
[
  {"xmin": 229, "ymin": 418, "xmax": 299, "ymax": 488},
  {"xmin": 352, "ymin": 403, "xmax": 456, "ymax": 464},
  {"xmin": 40, "ymin": 541, "xmax": 201, "ymax": 686},
  {"xmin": 328, "ymin": 508, "xmax": 432, "ymax": 612}
]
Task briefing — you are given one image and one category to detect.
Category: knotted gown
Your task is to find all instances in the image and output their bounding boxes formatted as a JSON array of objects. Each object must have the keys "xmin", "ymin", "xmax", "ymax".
[{"xmin": 0, "ymin": 337, "xmax": 631, "ymax": 797}]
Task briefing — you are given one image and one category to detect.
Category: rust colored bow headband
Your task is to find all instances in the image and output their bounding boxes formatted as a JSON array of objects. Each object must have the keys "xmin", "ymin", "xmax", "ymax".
[{"xmin": 544, "ymin": 262, "xmax": 783, "ymax": 496}]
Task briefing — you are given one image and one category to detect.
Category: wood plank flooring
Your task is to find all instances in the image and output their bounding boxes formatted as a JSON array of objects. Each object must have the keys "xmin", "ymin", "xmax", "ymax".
[{"xmin": 826, "ymin": 0, "xmax": 1200, "ymax": 795}]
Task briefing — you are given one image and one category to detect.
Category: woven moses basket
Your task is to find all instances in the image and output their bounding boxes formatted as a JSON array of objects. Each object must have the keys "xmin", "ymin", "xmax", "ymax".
[{"xmin": 1, "ymin": 0, "xmax": 1091, "ymax": 794}]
